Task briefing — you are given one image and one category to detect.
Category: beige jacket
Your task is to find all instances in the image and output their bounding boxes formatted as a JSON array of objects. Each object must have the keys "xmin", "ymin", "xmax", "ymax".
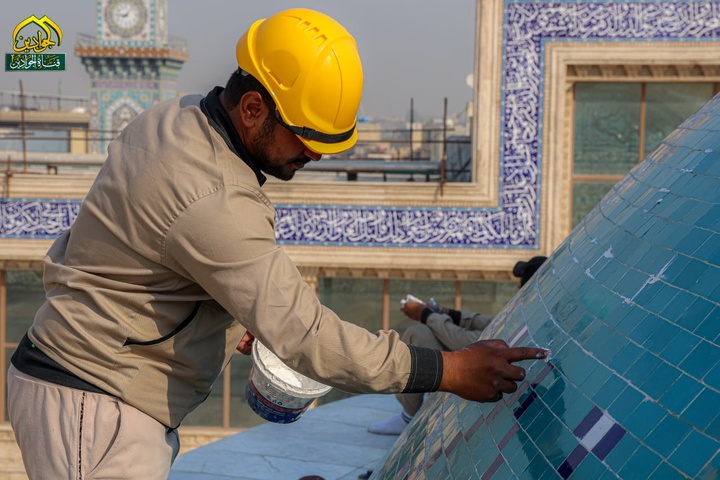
[{"xmin": 28, "ymin": 91, "xmax": 439, "ymax": 428}]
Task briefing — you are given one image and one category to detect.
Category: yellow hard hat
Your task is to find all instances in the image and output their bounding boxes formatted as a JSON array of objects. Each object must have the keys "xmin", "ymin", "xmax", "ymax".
[{"xmin": 236, "ymin": 8, "xmax": 363, "ymax": 155}]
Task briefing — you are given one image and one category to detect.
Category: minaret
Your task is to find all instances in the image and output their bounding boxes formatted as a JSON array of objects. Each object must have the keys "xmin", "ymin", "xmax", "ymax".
[{"xmin": 75, "ymin": 0, "xmax": 187, "ymax": 153}]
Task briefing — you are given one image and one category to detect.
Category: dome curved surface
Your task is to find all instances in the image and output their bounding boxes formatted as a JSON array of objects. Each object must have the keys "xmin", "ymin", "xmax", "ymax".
[{"xmin": 371, "ymin": 95, "xmax": 720, "ymax": 479}]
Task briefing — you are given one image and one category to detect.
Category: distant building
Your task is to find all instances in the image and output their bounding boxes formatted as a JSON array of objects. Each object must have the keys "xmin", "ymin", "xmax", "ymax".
[{"xmin": 75, "ymin": 0, "xmax": 187, "ymax": 154}]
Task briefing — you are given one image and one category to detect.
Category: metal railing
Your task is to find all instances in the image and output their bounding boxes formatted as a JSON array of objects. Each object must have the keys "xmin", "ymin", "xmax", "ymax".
[
  {"xmin": 75, "ymin": 32, "xmax": 188, "ymax": 52},
  {"xmin": 0, "ymin": 91, "xmax": 89, "ymax": 112}
]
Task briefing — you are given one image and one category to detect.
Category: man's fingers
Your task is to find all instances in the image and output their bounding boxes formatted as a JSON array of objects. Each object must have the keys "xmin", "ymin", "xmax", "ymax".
[
  {"xmin": 484, "ymin": 392, "xmax": 504, "ymax": 403},
  {"xmin": 502, "ymin": 364, "xmax": 527, "ymax": 382},
  {"xmin": 495, "ymin": 378, "xmax": 520, "ymax": 394},
  {"xmin": 482, "ymin": 339, "xmax": 510, "ymax": 349},
  {"xmin": 503, "ymin": 346, "xmax": 549, "ymax": 363}
]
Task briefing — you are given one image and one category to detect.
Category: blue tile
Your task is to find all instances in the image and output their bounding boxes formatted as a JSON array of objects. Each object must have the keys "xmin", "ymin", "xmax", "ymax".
[
  {"xmin": 623, "ymin": 401, "xmax": 667, "ymax": 440},
  {"xmin": 615, "ymin": 310, "xmax": 646, "ymax": 337},
  {"xmin": 552, "ymin": 384, "xmax": 593, "ymax": 432},
  {"xmin": 695, "ymin": 306, "xmax": 720, "ymax": 341},
  {"xmin": 625, "ymin": 351, "xmax": 663, "ymax": 388},
  {"xmin": 705, "ymin": 360, "xmax": 720, "ymax": 392},
  {"xmin": 696, "ymin": 204, "xmax": 720, "ymax": 230},
  {"xmin": 674, "ymin": 259, "xmax": 710, "ymax": 292},
  {"xmin": 618, "ymin": 445, "xmax": 662, "ymax": 480},
  {"xmin": 679, "ymin": 340, "xmax": 720, "ymax": 380},
  {"xmin": 642, "ymin": 319, "xmax": 681, "ymax": 353},
  {"xmin": 681, "ymin": 388, "xmax": 720, "ymax": 431},
  {"xmin": 695, "ymin": 233, "xmax": 720, "ymax": 265},
  {"xmin": 608, "ymin": 386, "xmax": 645, "ymax": 423},
  {"xmin": 639, "ymin": 362, "xmax": 681, "ymax": 401},
  {"xmin": 593, "ymin": 375, "xmax": 627, "ymax": 410},
  {"xmin": 609, "ymin": 341, "xmax": 643, "ymax": 375},
  {"xmin": 594, "ymin": 329, "xmax": 630, "ymax": 365},
  {"xmin": 707, "ymin": 414, "xmax": 720, "ymax": 442},
  {"xmin": 579, "ymin": 364, "xmax": 613, "ymax": 398},
  {"xmin": 558, "ymin": 344, "xmax": 597, "ymax": 386},
  {"xmin": 628, "ymin": 315, "xmax": 664, "ymax": 346},
  {"xmin": 534, "ymin": 421, "xmax": 576, "ymax": 469},
  {"xmin": 697, "ymin": 451, "xmax": 720, "ymax": 479},
  {"xmin": 660, "ymin": 374, "xmax": 704, "ymax": 415},
  {"xmin": 647, "ymin": 461, "xmax": 687, "ymax": 480},
  {"xmin": 516, "ymin": 393, "xmax": 544, "ymax": 428},
  {"xmin": 667, "ymin": 199, "xmax": 698, "ymax": 223},
  {"xmin": 690, "ymin": 265, "xmax": 720, "ymax": 298},
  {"xmin": 568, "ymin": 449, "xmax": 606, "ymax": 479},
  {"xmin": 604, "ymin": 433, "xmax": 639, "ymax": 473},
  {"xmin": 674, "ymin": 227, "xmax": 713, "ymax": 256},
  {"xmin": 660, "ymin": 254, "xmax": 692, "ymax": 285},
  {"xmin": 669, "ymin": 430, "xmax": 720, "ymax": 477},
  {"xmin": 660, "ymin": 329, "xmax": 700, "ymax": 365},
  {"xmin": 616, "ymin": 269, "xmax": 652, "ymax": 295},
  {"xmin": 640, "ymin": 285, "xmax": 678, "ymax": 316},
  {"xmin": 522, "ymin": 454, "xmax": 557, "ymax": 480},
  {"xmin": 425, "ymin": 452, "xmax": 450, "ymax": 479},
  {"xmin": 489, "ymin": 408, "xmax": 518, "ymax": 442},
  {"xmin": 583, "ymin": 323, "xmax": 614, "ymax": 352},
  {"xmin": 645, "ymin": 414, "xmax": 692, "ymax": 457},
  {"xmin": 676, "ymin": 295, "xmax": 716, "ymax": 331},
  {"xmin": 489, "ymin": 461, "xmax": 512, "ymax": 480},
  {"xmin": 661, "ymin": 289, "xmax": 700, "ymax": 323},
  {"xmin": 502, "ymin": 433, "xmax": 533, "ymax": 475},
  {"xmin": 526, "ymin": 407, "xmax": 556, "ymax": 440}
]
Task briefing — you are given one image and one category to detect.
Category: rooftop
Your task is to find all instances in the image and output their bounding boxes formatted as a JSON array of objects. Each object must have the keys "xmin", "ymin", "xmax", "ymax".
[{"xmin": 169, "ymin": 394, "xmax": 401, "ymax": 480}]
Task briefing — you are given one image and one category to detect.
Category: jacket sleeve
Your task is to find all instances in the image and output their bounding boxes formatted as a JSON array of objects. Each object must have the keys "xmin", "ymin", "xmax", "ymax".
[
  {"xmin": 425, "ymin": 310, "xmax": 493, "ymax": 351},
  {"xmin": 163, "ymin": 186, "xmax": 442, "ymax": 394}
]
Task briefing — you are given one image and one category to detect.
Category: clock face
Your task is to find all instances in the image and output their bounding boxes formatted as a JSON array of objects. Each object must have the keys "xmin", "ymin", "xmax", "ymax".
[{"xmin": 105, "ymin": 0, "xmax": 148, "ymax": 38}]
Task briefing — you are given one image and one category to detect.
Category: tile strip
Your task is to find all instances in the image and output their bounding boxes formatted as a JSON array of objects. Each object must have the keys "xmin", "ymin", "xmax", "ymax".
[
  {"xmin": 499, "ymin": 423, "xmax": 520, "ymax": 450},
  {"xmin": 592, "ymin": 423, "xmax": 626, "ymax": 460},
  {"xmin": 558, "ymin": 444, "xmax": 588, "ymax": 479},
  {"xmin": 574, "ymin": 406, "xmax": 603, "ymax": 438},
  {"xmin": 514, "ymin": 391, "xmax": 539, "ymax": 419},
  {"xmin": 464, "ymin": 415, "xmax": 486, "ymax": 441},
  {"xmin": 480, "ymin": 454, "xmax": 505, "ymax": 480}
]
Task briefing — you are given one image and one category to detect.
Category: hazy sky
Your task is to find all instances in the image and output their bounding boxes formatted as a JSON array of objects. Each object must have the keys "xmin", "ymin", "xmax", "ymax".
[{"xmin": 0, "ymin": 0, "xmax": 477, "ymax": 121}]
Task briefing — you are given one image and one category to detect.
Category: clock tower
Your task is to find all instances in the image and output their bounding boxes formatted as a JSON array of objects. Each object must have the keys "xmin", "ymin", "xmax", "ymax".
[{"xmin": 75, "ymin": 0, "xmax": 186, "ymax": 153}]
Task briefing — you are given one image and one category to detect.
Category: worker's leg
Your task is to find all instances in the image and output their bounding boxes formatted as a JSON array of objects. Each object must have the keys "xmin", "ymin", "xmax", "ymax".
[
  {"xmin": 7, "ymin": 364, "xmax": 179, "ymax": 480},
  {"xmin": 368, "ymin": 324, "xmax": 445, "ymax": 435}
]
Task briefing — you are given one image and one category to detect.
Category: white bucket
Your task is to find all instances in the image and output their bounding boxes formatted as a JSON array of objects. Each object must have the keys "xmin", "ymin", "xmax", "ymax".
[{"xmin": 245, "ymin": 341, "xmax": 332, "ymax": 424}]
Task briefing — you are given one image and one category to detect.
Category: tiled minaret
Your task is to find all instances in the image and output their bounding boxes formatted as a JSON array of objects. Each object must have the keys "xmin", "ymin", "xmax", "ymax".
[
  {"xmin": 75, "ymin": 0, "xmax": 187, "ymax": 154},
  {"xmin": 372, "ymin": 94, "xmax": 720, "ymax": 479}
]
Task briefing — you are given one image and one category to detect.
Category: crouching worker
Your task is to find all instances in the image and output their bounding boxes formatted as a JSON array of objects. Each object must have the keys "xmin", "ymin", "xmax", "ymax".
[{"xmin": 369, "ymin": 256, "xmax": 548, "ymax": 435}]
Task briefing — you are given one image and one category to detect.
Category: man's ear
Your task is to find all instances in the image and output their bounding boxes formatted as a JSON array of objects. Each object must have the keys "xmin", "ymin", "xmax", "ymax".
[{"xmin": 238, "ymin": 91, "xmax": 268, "ymax": 127}]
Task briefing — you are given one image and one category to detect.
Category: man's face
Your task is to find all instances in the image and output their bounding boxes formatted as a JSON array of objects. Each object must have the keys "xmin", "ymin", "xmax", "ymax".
[{"xmin": 250, "ymin": 114, "xmax": 320, "ymax": 181}]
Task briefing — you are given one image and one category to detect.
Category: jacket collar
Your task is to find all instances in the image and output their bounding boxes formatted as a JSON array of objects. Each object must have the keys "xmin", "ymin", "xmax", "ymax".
[{"xmin": 200, "ymin": 86, "xmax": 267, "ymax": 186}]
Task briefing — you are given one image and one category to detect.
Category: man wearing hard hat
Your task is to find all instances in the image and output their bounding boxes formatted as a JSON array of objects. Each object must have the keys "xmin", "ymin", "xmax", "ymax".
[{"xmin": 7, "ymin": 9, "xmax": 547, "ymax": 479}]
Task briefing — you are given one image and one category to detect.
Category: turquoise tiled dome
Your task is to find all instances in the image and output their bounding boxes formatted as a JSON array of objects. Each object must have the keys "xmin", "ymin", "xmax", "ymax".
[{"xmin": 371, "ymin": 96, "xmax": 720, "ymax": 479}]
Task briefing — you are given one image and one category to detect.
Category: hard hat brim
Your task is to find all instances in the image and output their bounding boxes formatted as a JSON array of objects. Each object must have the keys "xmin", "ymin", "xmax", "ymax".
[{"xmin": 299, "ymin": 129, "xmax": 358, "ymax": 155}]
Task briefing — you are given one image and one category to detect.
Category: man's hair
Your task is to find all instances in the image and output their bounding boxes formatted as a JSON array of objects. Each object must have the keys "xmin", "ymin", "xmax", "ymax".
[
  {"xmin": 224, "ymin": 69, "xmax": 277, "ymax": 112},
  {"xmin": 513, "ymin": 256, "xmax": 548, "ymax": 287}
]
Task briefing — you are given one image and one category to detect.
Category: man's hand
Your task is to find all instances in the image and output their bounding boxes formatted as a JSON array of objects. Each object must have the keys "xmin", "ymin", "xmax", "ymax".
[
  {"xmin": 236, "ymin": 331, "xmax": 255, "ymax": 355},
  {"xmin": 439, "ymin": 340, "xmax": 548, "ymax": 402},
  {"xmin": 401, "ymin": 301, "xmax": 426, "ymax": 321}
]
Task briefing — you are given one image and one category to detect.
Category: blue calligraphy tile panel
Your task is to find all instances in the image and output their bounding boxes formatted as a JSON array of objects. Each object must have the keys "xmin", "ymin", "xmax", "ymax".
[
  {"xmin": 2, "ymin": 1, "xmax": 720, "ymax": 248},
  {"xmin": 0, "ymin": 199, "xmax": 79, "ymax": 238},
  {"xmin": 370, "ymin": 72, "xmax": 720, "ymax": 480}
]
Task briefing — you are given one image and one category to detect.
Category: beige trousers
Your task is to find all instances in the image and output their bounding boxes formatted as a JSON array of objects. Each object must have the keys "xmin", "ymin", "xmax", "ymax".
[{"xmin": 7, "ymin": 365, "xmax": 180, "ymax": 480}]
